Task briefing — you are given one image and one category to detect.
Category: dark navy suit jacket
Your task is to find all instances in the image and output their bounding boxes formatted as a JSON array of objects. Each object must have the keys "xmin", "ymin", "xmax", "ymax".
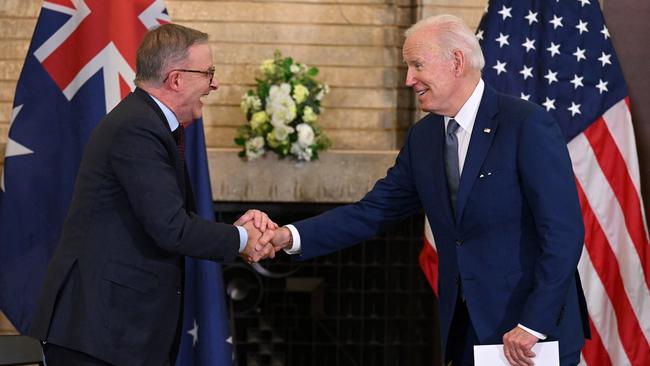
[
  {"xmin": 294, "ymin": 84, "xmax": 590, "ymax": 358},
  {"xmin": 29, "ymin": 88, "xmax": 240, "ymax": 366}
]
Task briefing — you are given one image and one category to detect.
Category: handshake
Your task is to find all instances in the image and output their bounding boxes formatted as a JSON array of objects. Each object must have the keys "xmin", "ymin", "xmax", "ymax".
[{"xmin": 233, "ymin": 209, "xmax": 292, "ymax": 263}]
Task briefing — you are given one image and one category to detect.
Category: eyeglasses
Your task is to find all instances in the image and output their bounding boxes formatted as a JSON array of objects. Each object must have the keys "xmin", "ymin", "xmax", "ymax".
[{"xmin": 164, "ymin": 67, "xmax": 215, "ymax": 84}]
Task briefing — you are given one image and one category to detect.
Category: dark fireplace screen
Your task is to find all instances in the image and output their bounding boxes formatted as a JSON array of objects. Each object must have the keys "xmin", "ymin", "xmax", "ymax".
[{"xmin": 215, "ymin": 203, "xmax": 440, "ymax": 366}]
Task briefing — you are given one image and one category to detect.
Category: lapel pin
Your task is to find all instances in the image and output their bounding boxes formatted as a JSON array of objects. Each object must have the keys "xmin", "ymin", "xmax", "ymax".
[{"xmin": 483, "ymin": 128, "xmax": 491, "ymax": 133}]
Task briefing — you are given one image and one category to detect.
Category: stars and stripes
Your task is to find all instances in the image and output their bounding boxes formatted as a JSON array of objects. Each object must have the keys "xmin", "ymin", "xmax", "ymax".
[{"xmin": 421, "ymin": 1, "xmax": 649, "ymax": 365}]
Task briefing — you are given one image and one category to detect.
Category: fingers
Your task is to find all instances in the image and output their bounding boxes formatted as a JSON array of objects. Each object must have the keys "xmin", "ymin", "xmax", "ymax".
[
  {"xmin": 233, "ymin": 210, "xmax": 254, "ymax": 226},
  {"xmin": 235, "ymin": 210, "xmax": 277, "ymax": 232},
  {"xmin": 258, "ymin": 229, "xmax": 276, "ymax": 246},
  {"xmin": 503, "ymin": 327, "xmax": 537, "ymax": 366}
]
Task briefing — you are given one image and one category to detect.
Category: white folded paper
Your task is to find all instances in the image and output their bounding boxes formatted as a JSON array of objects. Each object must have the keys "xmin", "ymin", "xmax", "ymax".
[{"xmin": 474, "ymin": 341, "xmax": 559, "ymax": 366}]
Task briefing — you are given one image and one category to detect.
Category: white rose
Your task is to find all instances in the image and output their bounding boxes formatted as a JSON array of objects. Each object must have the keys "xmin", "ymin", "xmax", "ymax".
[
  {"xmin": 290, "ymin": 64, "xmax": 300, "ymax": 74},
  {"xmin": 279, "ymin": 83, "xmax": 291, "ymax": 95},
  {"xmin": 291, "ymin": 142, "xmax": 314, "ymax": 161},
  {"xmin": 245, "ymin": 136, "xmax": 265, "ymax": 160},
  {"xmin": 267, "ymin": 94, "xmax": 296, "ymax": 126},
  {"xmin": 296, "ymin": 123, "xmax": 315, "ymax": 148}
]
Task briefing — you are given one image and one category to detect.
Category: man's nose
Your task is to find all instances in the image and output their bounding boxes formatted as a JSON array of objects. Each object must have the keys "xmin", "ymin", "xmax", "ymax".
[
  {"xmin": 404, "ymin": 69, "xmax": 415, "ymax": 87},
  {"xmin": 210, "ymin": 77, "xmax": 219, "ymax": 90}
]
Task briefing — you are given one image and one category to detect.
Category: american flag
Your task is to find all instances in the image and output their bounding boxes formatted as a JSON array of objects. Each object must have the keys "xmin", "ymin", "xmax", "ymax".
[
  {"xmin": 0, "ymin": 1, "xmax": 233, "ymax": 364},
  {"xmin": 420, "ymin": 1, "xmax": 650, "ymax": 365}
]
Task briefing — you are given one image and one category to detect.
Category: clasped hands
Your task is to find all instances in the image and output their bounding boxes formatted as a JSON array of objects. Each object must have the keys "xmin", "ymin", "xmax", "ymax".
[{"xmin": 233, "ymin": 210, "xmax": 293, "ymax": 263}]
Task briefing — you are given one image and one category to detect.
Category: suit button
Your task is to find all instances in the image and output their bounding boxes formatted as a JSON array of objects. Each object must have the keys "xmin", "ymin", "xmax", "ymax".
[
  {"xmin": 456, "ymin": 240, "xmax": 463, "ymax": 246},
  {"xmin": 176, "ymin": 288, "xmax": 182, "ymax": 295}
]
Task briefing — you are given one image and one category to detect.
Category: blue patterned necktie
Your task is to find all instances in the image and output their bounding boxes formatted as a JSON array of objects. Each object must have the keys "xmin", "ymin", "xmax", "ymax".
[{"xmin": 445, "ymin": 119, "xmax": 461, "ymax": 212}]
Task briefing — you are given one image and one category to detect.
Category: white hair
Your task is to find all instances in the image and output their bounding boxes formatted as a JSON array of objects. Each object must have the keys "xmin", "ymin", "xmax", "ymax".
[{"xmin": 405, "ymin": 14, "xmax": 485, "ymax": 71}]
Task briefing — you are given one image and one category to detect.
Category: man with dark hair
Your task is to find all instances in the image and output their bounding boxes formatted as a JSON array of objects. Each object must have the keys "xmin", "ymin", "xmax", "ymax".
[{"xmin": 29, "ymin": 23, "xmax": 275, "ymax": 365}]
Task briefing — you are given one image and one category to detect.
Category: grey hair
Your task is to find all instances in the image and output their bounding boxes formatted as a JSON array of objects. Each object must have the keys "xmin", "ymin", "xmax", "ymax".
[
  {"xmin": 404, "ymin": 14, "xmax": 485, "ymax": 71},
  {"xmin": 135, "ymin": 23, "xmax": 209, "ymax": 85}
]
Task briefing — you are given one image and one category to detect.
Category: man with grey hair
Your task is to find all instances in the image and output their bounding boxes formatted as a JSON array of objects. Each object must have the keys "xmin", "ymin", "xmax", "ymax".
[
  {"xmin": 266, "ymin": 14, "xmax": 589, "ymax": 366},
  {"xmin": 28, "ymin": 23, "xmax": 276, "ymax": 365}
]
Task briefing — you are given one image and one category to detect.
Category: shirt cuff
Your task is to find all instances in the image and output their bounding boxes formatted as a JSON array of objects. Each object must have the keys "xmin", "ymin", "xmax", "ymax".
[
  {"xmin": 517, "ymin": 323, "xmax": 547, "ymax": 340},
  {"xmin": 236, "ymin": 225, "xmax": 247, "ymax": 253},
  {"xmin": 284, "ymin": 224, "xmax": 302, "ymax": 254}
]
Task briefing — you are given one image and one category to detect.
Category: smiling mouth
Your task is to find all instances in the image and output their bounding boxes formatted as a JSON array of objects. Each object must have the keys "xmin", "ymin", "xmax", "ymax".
[{"xmin": 415, "ymin": 89, "xmax": 428, "ymax": 96}]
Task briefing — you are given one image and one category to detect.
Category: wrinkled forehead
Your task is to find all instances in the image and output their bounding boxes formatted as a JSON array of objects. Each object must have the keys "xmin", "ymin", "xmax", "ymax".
[{"xmin": 402, "ymin": 31, "xmax": 438, "ymax": 61}]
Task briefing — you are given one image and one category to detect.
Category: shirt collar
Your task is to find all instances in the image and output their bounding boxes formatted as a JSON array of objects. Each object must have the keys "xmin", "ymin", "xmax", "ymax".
[
  {"xmin": 445, "ymin": 78, "xmax": 485, "ymax": 132},
  {"xmin": 148, "ymin": 94, "xmax": 180, "ymax": 131}
]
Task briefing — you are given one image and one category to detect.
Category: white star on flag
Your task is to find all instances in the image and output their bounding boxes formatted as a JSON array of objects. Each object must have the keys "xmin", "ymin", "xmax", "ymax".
[
  {"xmin": 495, "ymin": 33, "xmax": 510, "ymax": 48},
  {"xmin": 544, "ymin": 69, "xmax": 558, "ymax": 84},
  {"xmin": 1, "ymin": 105, "xmax": 34, "ymax": 193},
  {"xmin": 520, "ymin": 65, "xmax": 533, "ymax": 80},
  {"xmin": 187, "ymin": 319, "xmax": 199, "ymax": 346},
  {"xmin": 498, "ymin": 5, "xmax": 512, "ymax": 20},
  {"xmin": 596, "ymin": 79, "xmax": 609, "ymax": 94},
  {"xmin": 549, "ymin": 15, "xmax": 564, "ymax": 29},
  {"xmin": 525, "ymin": 10, "xmax": 539, "ymax": 25},
  {"xmin": 542, "ymin": 97, "xmax": 556, "ymax": 111},
  {"xmin": 567, "ymin": 102, "xmax": 582, "ymax": 116},
  {"xmin": 493, "ymin": 60, "xmax": 507, "ymax": 75},
  {"xmin": 598, "ymin": 52, "xmax": 612, "ymax": 67},
  {"xmin": 522, "ymin": 37, "xmax": 536, "ymax": 52},
  {"xmin": 476, "ymin": 29, "xmax": 484, "ymax": 40},
  {"xmin": 578, "ymin": 0, "xmax": 591, "ymax": 7},
  {"xmin": 520, "ymin": 93, "xmax": 531, "ymax": 101},
  {"xmin": 573, "ymin": 47, "xmax": 586, "ymax": 62},
  {"xmin": 570, "ymin": 74, "xmax": 584, "ymax": 89},
  {"xmin": 601, "ymin": 25, "xmax": 610, "ymax": 39},
  {"xmin": 576, "ymin": 20, "xmax": 589, "ymax": 34},
  {"xmin": 547, "ymin": 42, "xmax": 561, "ymax": 57}
]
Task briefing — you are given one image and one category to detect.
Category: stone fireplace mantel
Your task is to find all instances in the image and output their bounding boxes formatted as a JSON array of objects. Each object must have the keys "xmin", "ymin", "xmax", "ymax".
[{"xmin": 208, "ymin": 148, "xmax": 399, "ymax": 203}]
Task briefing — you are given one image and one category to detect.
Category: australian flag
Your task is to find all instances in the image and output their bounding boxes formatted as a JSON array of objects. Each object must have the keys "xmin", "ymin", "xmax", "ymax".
[{"xmin": 0, "ymin": 1, "xmax": 233, "ymax": 365}]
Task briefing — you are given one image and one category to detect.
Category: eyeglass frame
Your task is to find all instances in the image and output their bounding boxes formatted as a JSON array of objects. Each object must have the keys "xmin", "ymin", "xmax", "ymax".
[{"xmin": 163, "ymin": 67, "xmax": 215, "ymax": 84}]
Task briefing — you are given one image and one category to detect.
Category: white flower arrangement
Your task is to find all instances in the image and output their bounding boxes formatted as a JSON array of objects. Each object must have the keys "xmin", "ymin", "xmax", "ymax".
[{"xmin": 235, "ymin": 51, "xmax": 331, "ymax": 161}]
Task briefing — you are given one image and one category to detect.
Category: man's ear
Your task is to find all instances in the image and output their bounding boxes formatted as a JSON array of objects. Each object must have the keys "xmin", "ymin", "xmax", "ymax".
[
  {"xmin": 452, "ymin": 49, "xmax": 465, "ymax": 76},
  {"xmin": 165, "ymin": 71, "xmax": 182, "ymax": 91}
]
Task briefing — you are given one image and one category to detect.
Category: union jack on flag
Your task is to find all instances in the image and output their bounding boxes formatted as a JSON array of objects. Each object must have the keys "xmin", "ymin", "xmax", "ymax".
[
  {"xmin": 421, "ymin": 1, "xmax": 650, "ymax": 365},
  {"xmin": 0, "ymin": 1, "xmax": 233, "ymax": 364}
]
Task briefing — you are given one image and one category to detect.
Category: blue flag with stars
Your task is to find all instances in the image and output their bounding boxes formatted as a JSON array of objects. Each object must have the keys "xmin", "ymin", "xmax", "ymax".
[
  {"xmin": 478, "ymin": 1, "xmax": 650, "ymax": 366},
  {"xmin": 177, "ymin": 120, "xmax": 233, "ymax": 365}
]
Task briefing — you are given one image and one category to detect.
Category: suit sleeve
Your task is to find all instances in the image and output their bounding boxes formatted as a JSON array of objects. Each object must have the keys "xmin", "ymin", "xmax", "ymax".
[
  {"xmin": 109, "ymin": 119, "xmax": 240, "ymax": 262},
  {"xmin": 294, "ymin": 128, "xmax": 423, "ymax": 260},
  {"xmin": 516, "ymin": 109, "xmax": 585, "ymax": 335}
]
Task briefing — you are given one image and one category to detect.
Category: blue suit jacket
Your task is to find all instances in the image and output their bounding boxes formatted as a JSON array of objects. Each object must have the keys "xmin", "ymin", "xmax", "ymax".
[{"xmin": 294, "ymin": 84, "xmax": 589, "ymax": 357}]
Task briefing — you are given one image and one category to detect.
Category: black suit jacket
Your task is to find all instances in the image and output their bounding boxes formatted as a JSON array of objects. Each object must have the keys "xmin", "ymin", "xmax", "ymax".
[{"xmin": 29, "ymin": 88, "xmax": 239, "ymax": 365}]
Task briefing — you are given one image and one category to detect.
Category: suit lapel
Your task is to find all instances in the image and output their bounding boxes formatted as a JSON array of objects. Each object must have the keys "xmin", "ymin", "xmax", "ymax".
[
  {"xmin": 455, "ymin": 86, "xmax": 499, "ymax": 223},
  {"xmin": 134, "ymin": 88, "xmax": 188, "ymax": 200}
]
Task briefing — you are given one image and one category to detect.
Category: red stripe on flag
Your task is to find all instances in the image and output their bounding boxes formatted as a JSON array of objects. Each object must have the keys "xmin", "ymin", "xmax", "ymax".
[
  {"xmin": 576, "ymin": 182, "xmax": 650, "ymax": 366},
  {"xmin": 582, "ymin": 316, "xmax": 614, "ymax": 366},
  {"xmin": 419, "ymin": 237, "xmax": 439, "ymax": 297},
  {"xmin": 583, "ymin": 117, "xmax": 650, "ymax": 289}
]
